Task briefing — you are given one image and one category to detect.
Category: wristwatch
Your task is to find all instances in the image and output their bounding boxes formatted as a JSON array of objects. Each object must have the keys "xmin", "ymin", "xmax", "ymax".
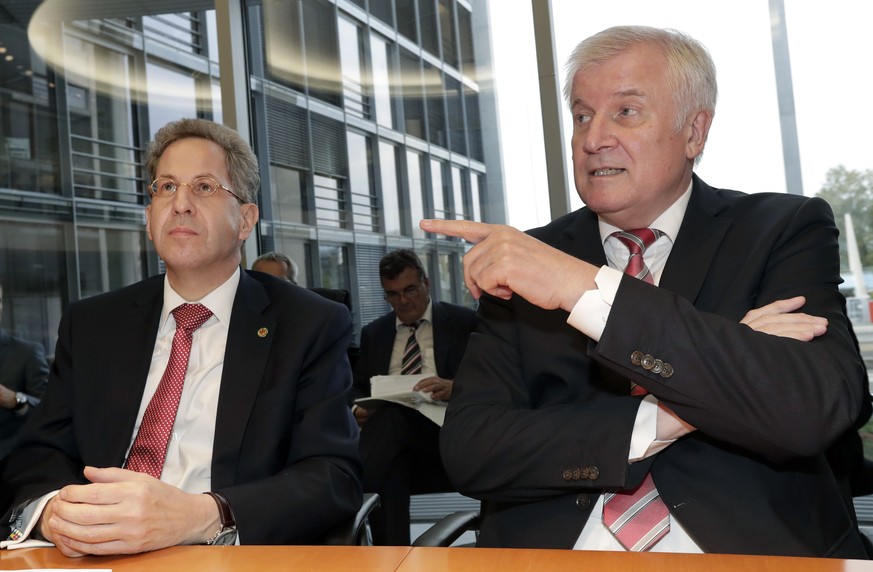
[
  {"xmin": 204, "ymin": 491, "xmax": 238, "ymax": 545},
  {"xmin": 12, "ymin": 392, "xmax": 27, "ymax": 411}
]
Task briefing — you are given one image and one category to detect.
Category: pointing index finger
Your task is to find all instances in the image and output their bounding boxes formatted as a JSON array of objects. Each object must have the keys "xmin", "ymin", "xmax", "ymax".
[{"xmin": 420, "ymin": 219, "xmax": 499, "ymax": 244}]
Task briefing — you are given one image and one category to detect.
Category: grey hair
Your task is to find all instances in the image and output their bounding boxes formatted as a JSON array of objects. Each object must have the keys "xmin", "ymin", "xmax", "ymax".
[
  {"xmin": 253, "ymin": 251, "xmax": 299, "ymax": 283},
  {"xmin": 562, "ymin": 26, "xmax": 717, "ymax": 132},
  {"xmin": 146, "ymin": 118, "xmax": 260, "ymax": 204}
]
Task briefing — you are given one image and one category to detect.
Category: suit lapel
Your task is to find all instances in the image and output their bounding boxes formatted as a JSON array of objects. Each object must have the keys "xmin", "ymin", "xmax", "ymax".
[
  {"xmin": 99, "ymin": 280, "xmax": 163, "ymax": 467},
  {"xmin": 659, "ymin": 175, "xmax": 732, "ymax": 303},
  {"xmin": 557, "ymin": 207, "xmax": 609, "ymax": 267},
  {"xmin": 210, "ymin": 272, "xmax": 275, "ymax": 488}
]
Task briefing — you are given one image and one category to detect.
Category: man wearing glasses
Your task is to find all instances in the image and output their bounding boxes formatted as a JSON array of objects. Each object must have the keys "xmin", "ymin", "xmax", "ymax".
[
  {"xmin": 352, "ymin": 249, "xmax": 476, "ymax": 545},
  {"xmin": 0, "ymin": 118, "xmax": 361, "ymax": 556}
]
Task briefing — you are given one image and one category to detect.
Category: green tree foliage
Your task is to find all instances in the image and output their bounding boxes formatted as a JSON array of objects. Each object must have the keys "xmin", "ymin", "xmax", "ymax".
[{"xmin": 816, "ymin": 165, "xmax": 873, "ymax": 269}]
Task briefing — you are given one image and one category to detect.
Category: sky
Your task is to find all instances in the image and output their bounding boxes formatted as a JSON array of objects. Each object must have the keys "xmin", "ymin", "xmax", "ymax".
[{"xmin": 487, "ymin": 1, "xmax": 873, "ymax": 231}]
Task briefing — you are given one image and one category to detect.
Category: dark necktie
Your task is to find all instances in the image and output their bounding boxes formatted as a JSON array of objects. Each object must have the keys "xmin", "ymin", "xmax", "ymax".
[
  {"xmin": 400, "ymin": 320, "xmax": 423, "ymax": 375},
  {"xmin": 125, "ymin": 303, "xmax": 213, "ymax": 478},
  {"xmin": 602, "ymin": 228, "xmax": 670, "ymax": 551}
]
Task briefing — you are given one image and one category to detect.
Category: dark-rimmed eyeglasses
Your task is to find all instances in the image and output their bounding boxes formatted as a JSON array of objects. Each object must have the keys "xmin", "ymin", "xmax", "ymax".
[
  {"xmin": 384, "ymin": 284, "xmax": 423, "ymax": 302},
  {"xmin": 148, "ymin": 176, "xmax": 246, "ymax": 204}
]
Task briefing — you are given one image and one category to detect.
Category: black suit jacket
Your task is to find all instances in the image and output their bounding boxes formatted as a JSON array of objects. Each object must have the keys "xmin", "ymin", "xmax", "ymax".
[
  {"xmin": 440, "ymin": 175, "xmax": 869, "ymax": 557},
  {"xmin": 0, "ymin": 270, "xmax": 362, "ymax": 544},
  {"xmin": 0, "ymin": 331, "xmax": 49, "ymax": 459},
  {"xmin": 352, "ymin": 301, "xmax": 477, "ymax": 400}
]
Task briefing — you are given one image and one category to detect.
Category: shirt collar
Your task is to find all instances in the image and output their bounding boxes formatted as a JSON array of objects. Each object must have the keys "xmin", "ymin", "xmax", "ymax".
[
  {"xmin": 395, "ymin": 298, "xmax": 433, "ymax": 330},
  {"xmin": 160, "ymin": 267, "xmax": 241, "ymax": 331},
  {"xmin": 597, "ymin": 180, "xmax": 693, "ymax": 244}
]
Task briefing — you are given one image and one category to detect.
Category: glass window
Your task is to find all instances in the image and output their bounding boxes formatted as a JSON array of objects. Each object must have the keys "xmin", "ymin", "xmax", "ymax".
[
  {"xmin": 457, "ymin": 5, "xmax": 475, "ymax": 78},
  {"xmin": 143, "ymin": 13, "xmax": 200, "ymax": 54},
  {"xmin": 445, "ymin": 75, "xmax": 466, "ymax": 155},
  {"xmin": 439, "ymin": 0, "xmax": 457, "ymax": 68},
  {"xmin": 379, "ymin": 142, "xmax": 402, "ymax": 235},
  {"xmin": 314, "ymin": 174, "xmax": 346, "ymax": 228},
  {"xmin": 399, "ymin": 49, "xmax": 425, "ymax": 139},
  {"xmin": 370, "ymin": 0, "xmax": 394, "ymax": 26},
  {"xmin": 147, "ymin": 63, "xmax": 198, "ymax": 138},
  {"xmin": 430, "ymin": 158, "xmax": 448, "ymax": 219},
  {"xmin": 406, "ymin": 150, "xmax": 426, "ymax": 238},
  {"xmin": 451, "ymin": 165, "xmax": 466, "ymax": 220},
  {"xmin": 395, "ymin": 0, "xmax": 417, "ymax": 43},
  {"xmin": 77, "ymin": 227, "xmax": 146, "ymax": 299},
  {"xmin": 424, "ymin": 63, "xmax": 445, "ymax": 148},
  {"xmin": 437, "ymin": 252, "xmax": 454, "ymax": 303},
  {"xmin": 0, "ymin": 221, "xmax": 67, "ymax": 355},
  {"xmin": 268, "ymin": 165, "xmax": 306, "ymax": 224},
  {"xmin": 302, "ymin": 0, "xmax": 341, "ymax": 107},
  {"xmin": 347, "ymin": 131, "xmax": 377, "ymax": 232},
  {"xmin": 319, "ymin": 244, "xmax": 350, "ymax": 291},
  {"xmin": 261, "ymin": 0, "xmax": 305, "ymax": 92},
  {"xmin": 370, "ymin": 33, "xmax": 395, "ymax": 129},
  {"xmin": 464, "ymin": 86, "xmax": 483, "ymax": 162},
  {"xmin": 65, "ymin": 36, "xmax": 139, "ymax": 204},
  {"xmin": 470, "ymin": 171, "xmax": 483, "ymax": 222},
  {"xmin": 418, "ymin": 0, "xmax": 439, "ymax": 57},
  {"xmin": 338, "ymin": 17, "xmax": 369, "ymax": 120}
]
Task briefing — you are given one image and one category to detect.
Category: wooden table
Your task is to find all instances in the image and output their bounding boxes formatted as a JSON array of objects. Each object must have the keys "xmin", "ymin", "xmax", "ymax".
[{"xmin": 2, "ymin": 545, "xmax": 872, "ymax": 571}]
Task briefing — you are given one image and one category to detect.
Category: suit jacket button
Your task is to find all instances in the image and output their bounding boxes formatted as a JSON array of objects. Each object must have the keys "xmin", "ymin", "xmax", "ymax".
[
  {"xmin": 587, "ymin": 466, "xmax": 599, "ymax": 480},
  {"xmin": 572, "ymin": 467, "xmax": 582, "ymax": 480},
  {"xmin": 661, "ymin": 363, "xmax": 674, "ymax": 378},
  {"xmin": 575, "ymin": 494, "xmax": 592, "ymax": 511},
  {"xmin": 630, "ymin": 350, "xmax": 644, "ymax": 365},
  {"xmin": 562, "ymin": 468, "xmax": 573, "ymax": 481},
  {"xmin": 580, "ymin": 467, "xmax": 589, "ymax": 479},
  {"xmin": 641, "ymin": 354, "xmax": 655, "ymax": 370},
  {"xmin": 651, "ymin": 359, "xmax": 664, "ymax": 374}
]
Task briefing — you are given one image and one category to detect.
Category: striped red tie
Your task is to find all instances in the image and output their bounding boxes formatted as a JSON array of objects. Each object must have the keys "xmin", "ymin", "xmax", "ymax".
[{"xmin": 603, "ymin": 228, "xmax": 670, "ymax": 551}]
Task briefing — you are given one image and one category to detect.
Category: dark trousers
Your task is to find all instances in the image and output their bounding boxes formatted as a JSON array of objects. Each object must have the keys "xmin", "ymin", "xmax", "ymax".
[{"xmin": 360, "ymin": 404, "xmax": 452, "ymax": 545}]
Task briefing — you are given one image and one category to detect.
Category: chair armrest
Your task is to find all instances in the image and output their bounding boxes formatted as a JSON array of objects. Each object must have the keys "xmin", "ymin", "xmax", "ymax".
[
  {"xmin": 412, "ymin": 510, "xmax": 479, "ymax": 547},
  {"xmin": 322, "ymin": 493, "xmax": 381, "ymax": 545}
]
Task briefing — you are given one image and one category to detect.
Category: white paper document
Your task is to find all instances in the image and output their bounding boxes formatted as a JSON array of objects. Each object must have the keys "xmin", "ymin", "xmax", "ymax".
[{"xmin": 355, "ymin": 374, "xmax": 447, "ymax": 426}]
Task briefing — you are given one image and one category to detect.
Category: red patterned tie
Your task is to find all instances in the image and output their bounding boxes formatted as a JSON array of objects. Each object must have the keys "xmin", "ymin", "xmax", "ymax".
[
  {"xmin": 603, "ymin": 228, "xmax": 670, "ymax": 551},
  {"xmin": 400, "ymin": 320, "xmax": 423, "ymax": 375},
  {"xmin": 125, "ymin": 303, "xmax": 213, "ymax": 478},
  {"xmin": 612, "ymin": 228, "xmax": 664, "ymax": 284}
]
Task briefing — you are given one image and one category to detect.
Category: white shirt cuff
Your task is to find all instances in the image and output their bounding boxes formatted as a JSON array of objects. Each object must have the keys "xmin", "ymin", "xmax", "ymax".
[
  {"xmin": 567, "ymin": 266, "xmax": 623, "ymax": 341},
  {"xmin": 0, "ymin": 490, "xmax": 58, "ymax": 550}
]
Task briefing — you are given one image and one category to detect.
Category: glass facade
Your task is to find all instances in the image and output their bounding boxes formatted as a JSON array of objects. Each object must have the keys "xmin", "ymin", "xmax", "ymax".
[{"xmin": 0, "ymin": 0, "xmax": 498, "ymax": 353}]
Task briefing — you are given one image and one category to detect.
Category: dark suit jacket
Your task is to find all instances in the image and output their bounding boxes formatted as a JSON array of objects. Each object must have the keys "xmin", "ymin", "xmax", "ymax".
[
  {"xmin": 440, "ymin": 175, "xmax": 869, "ymax": 558},
  {"xmin": 352, "ymin": 300, "xmax": 477, "ymax": 400},
  {"xmin": 0, "ymin": 270, "xmax": 362, "ymax": 544},
  {"xmin": 0, "ymin": 331, "xmax": 49, "ymax": 459}
]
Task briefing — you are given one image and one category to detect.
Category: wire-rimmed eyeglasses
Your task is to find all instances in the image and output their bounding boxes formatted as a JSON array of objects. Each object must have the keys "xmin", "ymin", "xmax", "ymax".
[{"xmin": 147, "ymin": 176, "xmax": 246, "ymax": 204}]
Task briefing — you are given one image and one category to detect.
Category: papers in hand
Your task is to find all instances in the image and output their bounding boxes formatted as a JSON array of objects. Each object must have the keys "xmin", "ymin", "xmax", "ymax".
[{"xmin": 355, "ymin": 374, "xmax": 447, "ymax": 426}]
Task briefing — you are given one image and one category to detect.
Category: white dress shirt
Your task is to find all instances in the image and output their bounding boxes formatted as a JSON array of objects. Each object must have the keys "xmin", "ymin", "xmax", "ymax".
[{"xmin": 567, "ymin": 183, "xmax": 704, "ymax": 553}]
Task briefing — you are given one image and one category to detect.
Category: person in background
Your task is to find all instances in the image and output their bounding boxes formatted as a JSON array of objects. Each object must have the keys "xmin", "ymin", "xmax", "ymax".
[
  {"xmin": 423, "ymin": 25, "xmax": 870, "ymax": 558},
  {"xmin": 0, "ymin": 118, "xmax": 361, "ymax": 557},
  {"xmin": 0, "ymin": 280, "xmax": 49, "ymax": 460},
  {"xmin": 352, "ymin": 249, "xmax": 476, "ymax": 545},
  {"xmin": 252, "ymin": 251, "xmax": 298, "ymax": 284}
]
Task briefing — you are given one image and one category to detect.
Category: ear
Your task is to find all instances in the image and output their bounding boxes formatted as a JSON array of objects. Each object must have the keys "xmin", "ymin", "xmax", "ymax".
[
  {"xmin": 145, "ymin": 204, "xmax": 154, "ymax": 242},
  {"xmin": 238, "ymin": 203, "xmax": 260, "ymax": 240},
  {"xmin": 685, "ymin": 109, "xmax": 713, "ymax": 161}
]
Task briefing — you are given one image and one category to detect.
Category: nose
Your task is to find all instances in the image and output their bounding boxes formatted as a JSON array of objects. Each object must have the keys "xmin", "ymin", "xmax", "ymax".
[
  {"xmin": 580, "ymin": 115, "xmax": 616, "ymax": 154},
  {"xmin": 169, "ymin": 183, "xmax": 196, "ymax": 214}
]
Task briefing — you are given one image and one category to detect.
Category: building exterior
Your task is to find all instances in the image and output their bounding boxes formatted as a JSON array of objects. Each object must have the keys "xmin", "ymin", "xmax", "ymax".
[{"xmin": 0, "ymin": 0, "xmax": 505, "ymax": 351}]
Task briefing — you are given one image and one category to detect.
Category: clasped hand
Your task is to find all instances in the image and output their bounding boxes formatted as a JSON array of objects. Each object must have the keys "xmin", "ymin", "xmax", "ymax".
[{"xmin": 39, "ymin": 466, "xmax": 219, "ymax": 557}]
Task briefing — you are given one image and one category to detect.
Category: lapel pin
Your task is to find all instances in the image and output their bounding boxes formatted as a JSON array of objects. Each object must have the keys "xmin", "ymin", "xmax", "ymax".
[{"xmin": 257, "ymin": 327, "xmax": 268, "ymax": 338}]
